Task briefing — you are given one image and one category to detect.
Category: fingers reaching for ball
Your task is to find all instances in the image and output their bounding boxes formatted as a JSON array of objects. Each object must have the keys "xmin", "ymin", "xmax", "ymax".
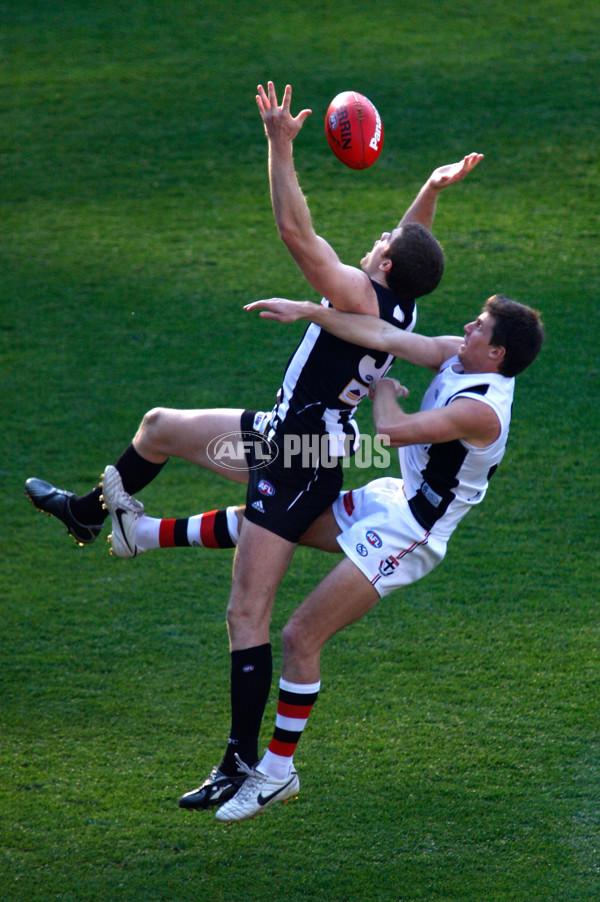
[{"xmin": 256, "ymin": 81, "xmax": 312, "ymax": 137}]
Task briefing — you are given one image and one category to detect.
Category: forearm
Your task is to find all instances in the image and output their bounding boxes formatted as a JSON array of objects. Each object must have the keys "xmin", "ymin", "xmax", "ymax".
[
  {"xmin": 302, "ymin": 302, "xmax": 445, "ymax": 367},
  {"xmin": 398, "ymin": 154, "xmax": 485, "ymax": 231},
  {"xmin": 305, "ymin": 303, "xmax": 390, "ymax": 348},
  {"xmin": 256, "ymin": 83, "xmax": 314, "ymax": 244},
  {"xmin": 246, "ymin": 297, "xmax": 460, "ymax": 365},
  {"xmin": 268, "ymin": 139, "xmax": 314, "ymax": 243},
  {"xmin": 371, "ymin": 381, "xmax": 411, "ymax": 442},
  {"xmin": 398, "ymin": 180, "xmax": 441, "ymax": 230}
]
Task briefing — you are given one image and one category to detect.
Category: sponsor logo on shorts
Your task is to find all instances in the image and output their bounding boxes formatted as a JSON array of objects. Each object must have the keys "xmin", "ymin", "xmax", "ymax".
[
  {"xmin": 251, "ymin": 500, "xmax": 265, "ymax": 513},
  {"xmin": 258, "ymin": 479, "xmax": 275, "ymax": 496},
  {"xmin": 366, "ymin": 530, "xmax": 382, "ymax": 548},
  {"xmin": 343, "ymin": 491, "xmax": 355, "ymax": 516},
  {"xmin": 356, "ymin": 543, "xmax": 368, "ymax": 557}
]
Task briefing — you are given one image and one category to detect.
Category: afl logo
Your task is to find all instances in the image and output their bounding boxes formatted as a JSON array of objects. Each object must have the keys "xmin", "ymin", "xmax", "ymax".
[
  {"xmin": 329, "ymin": 111, "xmax": 339, "ymax": 130},
  {"xmin": 366, "ymin": 530, "xmax": 382, "ymax": 548},
  {"xmin": 258, "ymin": 479, "xmax": 275, "ymax": 496},
  {"xmin": 207, "ymin": 431, "xmax": 277, "ymax": 471}
]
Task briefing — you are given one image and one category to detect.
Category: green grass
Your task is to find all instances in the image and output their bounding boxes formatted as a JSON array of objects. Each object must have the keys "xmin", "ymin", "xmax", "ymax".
[{"xmin": 1, "ymin": 1, "xmax": 599, "ymax": 899}]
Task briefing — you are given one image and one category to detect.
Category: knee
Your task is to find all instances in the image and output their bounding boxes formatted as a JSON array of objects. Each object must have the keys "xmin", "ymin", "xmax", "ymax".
[
  {"xmin": 225, "ymin": 598, "xmax": 249, "ymax": 635},
  {"xmin": 281, "ymin": 616, "xmax": 310, "ymax": 660},
  {"xmin": 226, "ymin": 592, "xmax": 272, "ymax": 646},
  {"xmin": 135, "ymin": 407, "xmax": 171, "ymax": 451},
  {"xmin": 139, "ymin": 407, "xmax": 168, "ymax": 437}
]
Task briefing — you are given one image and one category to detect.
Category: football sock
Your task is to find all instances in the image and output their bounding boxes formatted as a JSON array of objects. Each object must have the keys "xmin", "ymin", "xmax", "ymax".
[
  {"xmin": 69, "ymin": 444, "xmax": 166, "ymax": 526},
  {"xmin": 259, "ymin": 678, "xmax": 320, "ymax": 781},
  {"xmin": 132, "ymin": 507, "xmax": 240, "ymax": 552},
  {"xmin": 69, "ymin": 486, "xmax": 107, "ymax": 526},
  {"xmin": 219, "ymin": 644, "xmax": 273, "ymax": 776},
  {"xmin": 114, "ymin": 443, "xmax": 166, "ymax": 495}
]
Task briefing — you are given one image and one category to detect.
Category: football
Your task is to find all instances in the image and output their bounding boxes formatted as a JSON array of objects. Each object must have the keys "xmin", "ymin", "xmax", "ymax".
[{"xmin": 324, "ymin": 91, "xmax": 384, "ymax": 170}]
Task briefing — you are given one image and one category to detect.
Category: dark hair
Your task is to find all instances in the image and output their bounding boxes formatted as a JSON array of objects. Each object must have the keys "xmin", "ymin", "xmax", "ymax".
[
  {"xmin": 384, "ymin": 222, "xmax": 444, "ymax": 299},
  {"xmin": 484, "ymin": 294, "xmax": 545, "ymax": 377}
]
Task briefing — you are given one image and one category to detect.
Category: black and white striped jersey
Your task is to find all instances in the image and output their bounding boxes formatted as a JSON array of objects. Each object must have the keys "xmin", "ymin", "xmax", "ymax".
[
  {"xmin": 265, "ymin": 280, "xmax": 417, "ymax": 458},
  {"xmin": 400, "ymin": 355, "xmax": 515, "ymax": 539}
]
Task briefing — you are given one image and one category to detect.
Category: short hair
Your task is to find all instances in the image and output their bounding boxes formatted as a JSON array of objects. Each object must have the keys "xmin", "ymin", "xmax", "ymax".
[
  {"xmin": 484, "ymin": 294, "xmax": 545, "ymax": 377},
  {"xmin": 384, "ymin": 222, "xmax": 444, "ymax": 299}
]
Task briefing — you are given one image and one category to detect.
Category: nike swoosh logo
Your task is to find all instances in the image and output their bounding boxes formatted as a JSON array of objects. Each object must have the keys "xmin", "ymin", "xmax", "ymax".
[
  {"xmin": 257, "ymin": 777, "xmax": 295, "ymax": 807},
  {"xmin": 116, "ymin": 508, "xmax": 136, "ymax": 556}
]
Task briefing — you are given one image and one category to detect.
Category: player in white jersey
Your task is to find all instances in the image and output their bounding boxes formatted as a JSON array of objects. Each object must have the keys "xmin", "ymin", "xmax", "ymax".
[
  {"xmin": 334, "ymin": 353, "xmax": 514, "ymax": 595},
  {"xmin": 203, "ymin": 292, "xmax": 545, "ymax": 822},
  {"xmin": 400, "ymin": 354, "xmax": 514, "ymax": 537}
]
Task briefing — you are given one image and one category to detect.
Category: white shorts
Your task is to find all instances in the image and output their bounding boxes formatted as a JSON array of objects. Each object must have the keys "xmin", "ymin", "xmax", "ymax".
[{"xmin": 332, "ymin": 477, "xmax": 447, "ymax": 598}]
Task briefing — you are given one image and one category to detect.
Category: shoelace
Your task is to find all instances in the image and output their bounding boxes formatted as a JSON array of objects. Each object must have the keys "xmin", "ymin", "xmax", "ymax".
[
  {"xmin": 121, "ymin": 493, "xmax": 144, "ymax": 514},
  {"xmin": 232, "ymin": 754, "xmax": 265, "ymax": 801},
  {"xmin": 234, "ymin": 753, "xmax": 254, "ymax": 777}
]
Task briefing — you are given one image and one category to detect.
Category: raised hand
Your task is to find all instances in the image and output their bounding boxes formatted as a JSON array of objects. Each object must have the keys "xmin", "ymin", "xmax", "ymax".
[
  {"xmin": 429, "ymin": 152, "xmax": 484, "ymax": 189},
  {"xmin": 256, "ymin": 81, "xmax": 312, "ymax": 143},
  {"xmin": 244, "ymin": 298, "xmax": 310, "ymax": 323}
]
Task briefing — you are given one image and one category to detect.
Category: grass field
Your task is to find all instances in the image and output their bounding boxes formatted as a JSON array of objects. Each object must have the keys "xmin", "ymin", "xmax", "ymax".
[{"xmin": 1, "ymin": 1, "xmax": 599, "ymax": 899}]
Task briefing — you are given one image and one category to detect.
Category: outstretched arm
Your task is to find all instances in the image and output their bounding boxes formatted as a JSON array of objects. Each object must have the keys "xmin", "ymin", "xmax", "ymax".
[
  {"xmin": 398, "ymin": 153, "xmax": 484, "ymax": 230},
  {"xmin": 256, "ymin": 81, "xmax": 376, "ymax": 313},
  {"xmin": 256, "ymin": 82, "xmax": 315, "ymax": 256},
  {"xmin": 245, "ymin": 297, "xmax": 462, "ymax": 370}
]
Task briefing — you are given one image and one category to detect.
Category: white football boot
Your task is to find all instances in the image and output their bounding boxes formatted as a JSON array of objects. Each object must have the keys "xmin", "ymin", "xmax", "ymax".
[
  {"xmin": 214, "ymin": 755, "xmax": 300, "ymax": 823},
  {"xmin": 100, "ymin": 465, "xmax": 145, "ymax": 558}
]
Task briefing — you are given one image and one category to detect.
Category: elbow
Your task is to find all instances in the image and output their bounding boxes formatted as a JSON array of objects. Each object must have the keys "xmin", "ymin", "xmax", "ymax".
[
  {"xmin": 373, "ymin": 419, "xmax": 402, "ymax": 446},
  {"xmin": 277, "ymin": 221, "xmax": 302, "ymax": 249}
]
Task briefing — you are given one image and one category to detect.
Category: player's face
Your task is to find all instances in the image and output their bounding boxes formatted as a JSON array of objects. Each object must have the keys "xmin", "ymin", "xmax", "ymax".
[
  {"xmin": 458, "ymin": 312, "xmax": 499, "ymax": 372},
  {"xmin": 360, "ymin": 226, "xmax": 402, "ymax": 274}
]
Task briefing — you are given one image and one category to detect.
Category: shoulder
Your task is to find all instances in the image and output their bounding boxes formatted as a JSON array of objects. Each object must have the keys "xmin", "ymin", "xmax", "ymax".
[
  {"xmin": 371, "ymin": 279, "xmax": 417, "ymax": 329},
  {"xmin": 324, "ymin": 269, "xmax": 380, "ymax": 315}
]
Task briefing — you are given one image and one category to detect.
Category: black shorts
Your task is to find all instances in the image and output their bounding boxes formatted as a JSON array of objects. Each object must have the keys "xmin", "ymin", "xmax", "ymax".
[{"xmin": 240, "ymin": 409, "xmax": 343, "ymax": 543}]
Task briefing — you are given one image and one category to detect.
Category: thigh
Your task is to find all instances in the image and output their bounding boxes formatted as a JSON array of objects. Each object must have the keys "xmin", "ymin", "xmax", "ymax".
[
  {"xmin": 298, "ymin": 506, "xmax": 342, "ymax": 553},
  {"xmin": 137, "ymin": 408, "xmax": 250, "ymax": 484}
]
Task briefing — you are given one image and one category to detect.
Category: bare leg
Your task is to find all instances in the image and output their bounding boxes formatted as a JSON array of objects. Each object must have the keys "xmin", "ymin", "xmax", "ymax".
[
  {"xmin": 226, "ymin": 519, "xmax": 297, "ymax": 649},
  {"xmin": 213, "ymin": 518, "xmax": 298, "ymax": 770},
  {"xmin": 132, "ymin": 407, "xmax": 249, "ymax": 484},
  {"xmin": 281, "ymin": 557, "xmax": 380, "ymax": 683},
  {"xmin": 214, "ymin": 558, "xmax": 381, "ymax": 809},
  {"xmin": 298, "ymin": 506, "xmax": 342, "ymax": 552}
]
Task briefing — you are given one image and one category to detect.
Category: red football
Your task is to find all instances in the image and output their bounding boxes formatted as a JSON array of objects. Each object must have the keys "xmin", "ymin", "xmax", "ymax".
[{"xmin": 325, "ymin": 91, "xmax": 384, "ymax": 170}]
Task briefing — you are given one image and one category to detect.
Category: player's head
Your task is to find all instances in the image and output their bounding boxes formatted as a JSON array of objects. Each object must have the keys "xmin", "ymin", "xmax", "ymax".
[
  {"xmin": 483, "ymin": 294, "xmax": 545, "ymax": 376},
  {"xmin": 379, "ymin": 223, "xmax": 444, "ymax": 299}
]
